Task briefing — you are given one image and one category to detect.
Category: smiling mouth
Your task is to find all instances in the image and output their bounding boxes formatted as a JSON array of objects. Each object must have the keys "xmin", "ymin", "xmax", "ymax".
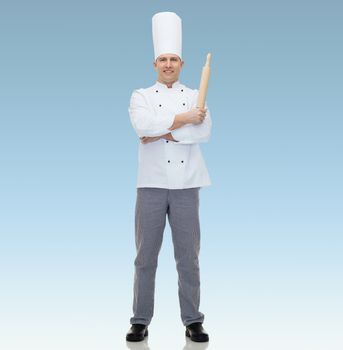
[{"xmin": 164, "ymin": 70, "xmax": 174, "ymax": 73}]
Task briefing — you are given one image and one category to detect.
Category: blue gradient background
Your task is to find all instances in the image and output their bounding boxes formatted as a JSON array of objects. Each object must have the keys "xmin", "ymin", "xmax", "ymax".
[{"xmin": 0, "ymin": 1, "xmax": 342, "ymax": 349}]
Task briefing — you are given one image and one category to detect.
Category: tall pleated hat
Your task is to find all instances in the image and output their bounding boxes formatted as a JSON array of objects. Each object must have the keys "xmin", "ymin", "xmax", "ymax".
[{"xmin": 152, "ymin": 12, "xmax": 182, "ymax": 60}]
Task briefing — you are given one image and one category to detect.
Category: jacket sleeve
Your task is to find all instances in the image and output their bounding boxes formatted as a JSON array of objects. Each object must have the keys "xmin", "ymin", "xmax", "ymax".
[
  {"xmin": 128, "ymin": 89, "xmax": 175, "ymax": 137},
  {"xmin": 170, "ymin": 90, "xmax": 212, "ymax": 144}
]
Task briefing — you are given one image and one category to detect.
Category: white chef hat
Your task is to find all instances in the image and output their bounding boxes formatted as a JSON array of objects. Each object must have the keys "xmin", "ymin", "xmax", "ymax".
[{"xmin": 152, "ymin": 12, "xmax": 182, "ymax": 60}]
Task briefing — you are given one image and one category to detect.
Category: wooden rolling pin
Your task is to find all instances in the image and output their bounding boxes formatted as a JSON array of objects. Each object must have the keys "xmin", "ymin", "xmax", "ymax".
[{"xmin": 196, "ymin": 53, "xmax": 212, "ymax": 108}]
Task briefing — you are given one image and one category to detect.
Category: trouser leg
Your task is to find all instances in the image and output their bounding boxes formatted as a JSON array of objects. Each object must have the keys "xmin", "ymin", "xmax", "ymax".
[
  {"xmin": 167, "ymin": 187, "xmax": 205, "ymax": 326},
  {"xmin": 130, "ymin": 188, "xmax": 168, "ymax": 326}
]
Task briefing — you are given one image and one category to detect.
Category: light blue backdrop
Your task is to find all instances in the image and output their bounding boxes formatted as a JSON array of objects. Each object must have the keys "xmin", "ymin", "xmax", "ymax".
[{"xmin": 0, "ymin": 1, "xmax": 342, "ymax": 349}]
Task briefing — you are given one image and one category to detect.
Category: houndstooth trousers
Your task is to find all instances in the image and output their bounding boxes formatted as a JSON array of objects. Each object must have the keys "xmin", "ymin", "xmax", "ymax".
[{"xmin": 129, "ymin": 187, "xmax": 205, "ymax": 326}]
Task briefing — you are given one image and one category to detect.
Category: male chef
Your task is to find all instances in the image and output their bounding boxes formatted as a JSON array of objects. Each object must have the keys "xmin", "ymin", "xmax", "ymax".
[{"xmin": 126, "ymin": 12, "xmax": 211, "ymax": 343}]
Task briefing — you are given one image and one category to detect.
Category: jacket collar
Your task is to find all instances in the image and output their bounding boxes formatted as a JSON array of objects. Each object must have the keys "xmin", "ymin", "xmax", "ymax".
[{"xmin": 155, "ymin": 80, "xmax": 181, "ymax": 90}]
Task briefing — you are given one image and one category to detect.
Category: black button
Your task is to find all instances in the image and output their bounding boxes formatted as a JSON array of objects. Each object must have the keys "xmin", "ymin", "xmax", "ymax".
[
  {"xmin": 181, "ymin": 89, "xmax": 183, "ymax": 92},
  {"xmin": 155, "ymin": 90, "xmax": 158, "ymax": 93},
  {"xmin": 159, "ymin": 104, "xmax": 162, "ymax": 107},
  {"xmin": 181, "ymin": 160, "xmax": 184, "ymax": 163},
  {"xmin": 168, "ymin": 160, "xmax": 170, "ymax": 163},
  {"xmin": 166, "ymin": 140, "xmax": 169, "ymax": 143},
  {"xmin": 182, "ymin": 103, "xmax": 185, "ymax": 106}
]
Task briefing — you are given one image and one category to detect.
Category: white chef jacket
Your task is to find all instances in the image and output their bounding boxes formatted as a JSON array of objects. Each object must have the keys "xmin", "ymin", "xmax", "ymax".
[{"xmin": 128, "ymin": 80, "xmax": 212, "ymax": 189}]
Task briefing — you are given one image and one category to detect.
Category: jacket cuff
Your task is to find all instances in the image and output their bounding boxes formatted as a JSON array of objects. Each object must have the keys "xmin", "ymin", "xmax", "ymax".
[
  {"xmin": 162, "ymin": 114, "xmax": 176, "ymax": 132},
  {"xmin": 170, "ymin": 125, "xmax": 192, "ymax": 142}
]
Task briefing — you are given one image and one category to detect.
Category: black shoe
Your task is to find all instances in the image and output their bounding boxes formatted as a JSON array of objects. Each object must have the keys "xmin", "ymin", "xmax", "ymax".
[
  {"xmin": 126, "ymin": 324, "xmax": 148, "ymax": 342},
  {"xmin": 185, "ymin": 322, "xmax": 209, "ymax": 342}
]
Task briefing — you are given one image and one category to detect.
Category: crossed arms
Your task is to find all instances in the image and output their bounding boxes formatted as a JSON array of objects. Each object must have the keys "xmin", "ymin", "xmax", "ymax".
[{"xmin": 129, "ymin": 90, "xmax": 212, "ymax": 145}]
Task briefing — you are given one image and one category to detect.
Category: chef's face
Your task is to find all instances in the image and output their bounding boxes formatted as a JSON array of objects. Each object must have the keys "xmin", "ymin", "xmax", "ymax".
[{"xmin": 154, "ymin": 54, "xmax": 184, "ymax": 85}]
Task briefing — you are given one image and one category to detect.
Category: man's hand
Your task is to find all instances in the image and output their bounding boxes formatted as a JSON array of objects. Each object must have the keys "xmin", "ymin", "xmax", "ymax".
[
  {"xmin": 160, "ymin": 133, "xmax": 177, "ymax": 141},
  {"xmin": 140, "ymin": 133, "xmax": 177, "ymax": 144},
  {"xmin": 184, "ymin": 107, "xmax": 207, "ymax": 125},
  {"xmin": 168, "ymin": 107, "xmax": 207, "ymax": 131},
  {"xmin": 140, "ymin": 136, "xmax": 161, "ymax": 144}
]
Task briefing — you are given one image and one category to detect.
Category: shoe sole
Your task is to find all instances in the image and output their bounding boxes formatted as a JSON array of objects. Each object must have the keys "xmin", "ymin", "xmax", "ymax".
[{"xmin": 185, "ymin": 329, "xmax": 209, "ymax": 342}]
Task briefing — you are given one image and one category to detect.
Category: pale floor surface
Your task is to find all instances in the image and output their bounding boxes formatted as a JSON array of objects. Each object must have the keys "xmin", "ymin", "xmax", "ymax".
[
  {"xmin": 2, "ymin": 320, "xmax": 341, "ymax": 350},
  {"xmin": 1, "ymin": 298, "xmax": 342, "ymax": 350}
]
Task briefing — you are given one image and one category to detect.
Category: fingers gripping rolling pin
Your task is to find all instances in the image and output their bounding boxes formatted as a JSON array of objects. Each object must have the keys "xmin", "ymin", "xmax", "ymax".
[{"xmin": 196, "ymin": 53, "xmax": 212, "ymax": 108}]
